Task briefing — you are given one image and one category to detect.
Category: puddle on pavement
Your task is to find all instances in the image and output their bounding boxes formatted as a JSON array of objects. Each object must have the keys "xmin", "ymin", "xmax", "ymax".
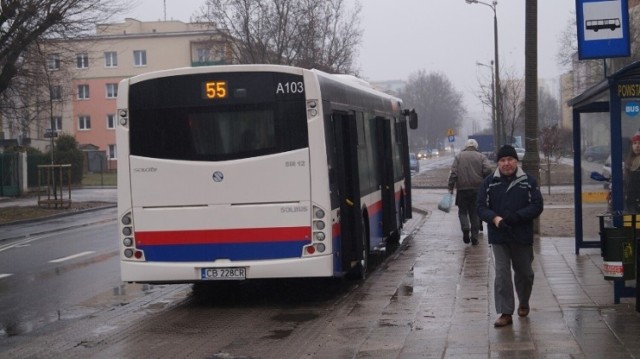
[
  {"xmin": 0, "ymin": 283, "xmax": 157, "ymax": 337},
  {"xmin": 271, "ymin": 311, "xmax": 319, "ymax": 323},
  {"xmin": 392, "ymin": 270, "xmax": 415, "ymax": 299},
  {"xmin": 263, "ymin": 328, "xmax": 294, "ymax": 339}
]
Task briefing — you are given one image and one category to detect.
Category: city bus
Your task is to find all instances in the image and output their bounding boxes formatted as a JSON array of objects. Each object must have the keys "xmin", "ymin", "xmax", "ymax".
[{"xmin": 116, "ymin": 64, "xmax": 417, "ymax": 283}]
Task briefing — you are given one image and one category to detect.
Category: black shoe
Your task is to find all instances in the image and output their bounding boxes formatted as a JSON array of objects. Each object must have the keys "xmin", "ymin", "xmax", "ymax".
[
  {"xmin": 463, "ymin": 230, "xmax": 470, "ymax": 244},
  {"xmin": 471, "ymin": 237, "xmax": 478, "ymax": 245},
  {"xmin": 479, "ymin": 224, "xmax": 483, "ymax": 232}
]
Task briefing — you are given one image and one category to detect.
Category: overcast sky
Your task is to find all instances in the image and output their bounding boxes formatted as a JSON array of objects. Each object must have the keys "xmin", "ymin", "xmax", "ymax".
[{"xmin": 120, "ymin": 0, "xmax": 576, "ymax": 128}]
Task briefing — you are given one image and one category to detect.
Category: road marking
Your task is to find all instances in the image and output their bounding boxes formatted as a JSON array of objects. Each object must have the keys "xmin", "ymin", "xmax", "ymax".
[
  {"xmin": 0, "ymin": 274, "xmax": 13, "ymax": 279},
  {"xmin": 49, "ymin": 251, "xmax": 95, "ymax": 263},
  {"xmin": 0, "ymin": 235, "xmax": 47, "ymax": 253}
]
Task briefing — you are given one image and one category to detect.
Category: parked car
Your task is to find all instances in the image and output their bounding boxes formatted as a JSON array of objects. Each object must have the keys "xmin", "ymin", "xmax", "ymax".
[
  {"xmin": 409, "ymin": 152, "xmax": 420, "ymax": 172},
  {"xmin": 583, "ymin": 145, "xmax": 609, "ymax": 162},
  {"xmin": 515, "ymin": 147, "xmax": 525, "ymax": 161},
  {"xmin": 602, "ymin": 155, "xmax": 612, "ymax": 179}
]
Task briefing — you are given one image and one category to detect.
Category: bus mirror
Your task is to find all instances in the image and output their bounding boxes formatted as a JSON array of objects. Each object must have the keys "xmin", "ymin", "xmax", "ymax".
[{"xmin": 403, "ymin": 109, "xmax": 418, "ymax": 129}]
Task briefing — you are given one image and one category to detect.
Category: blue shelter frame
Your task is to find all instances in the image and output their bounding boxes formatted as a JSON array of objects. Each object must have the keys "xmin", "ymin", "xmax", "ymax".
[{"xmin": 568, "ymin": 61, "xmax": 640, "ymax": 303}]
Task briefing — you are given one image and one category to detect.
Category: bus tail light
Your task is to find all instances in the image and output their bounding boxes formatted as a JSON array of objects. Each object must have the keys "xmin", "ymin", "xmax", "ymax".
[
  {"xmin": 306, "ymin": 205, "xmax": 328, "ymax": 256},
  {"xmin": 120, "ymin": 211, "xmax": 144, "ymax": 261},
  {"xmin": 307, "ymin": 100, "xmax": 318, "ymax": 118}
]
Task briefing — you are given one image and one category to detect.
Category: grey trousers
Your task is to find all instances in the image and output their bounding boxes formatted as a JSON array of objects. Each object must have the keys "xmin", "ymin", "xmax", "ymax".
[
  {"xmin": 492, "ymin": 242, "xmax": 534, "ymax": 315},
  {"xmin": 456, "ymin": 189, "xmax": 480, "ymax": 238}
]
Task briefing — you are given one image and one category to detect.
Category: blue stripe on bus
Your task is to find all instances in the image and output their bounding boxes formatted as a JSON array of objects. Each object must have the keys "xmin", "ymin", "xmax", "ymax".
[{"xmin": 138, "ymin": 241, "xmax": 309, "ymax": 262}]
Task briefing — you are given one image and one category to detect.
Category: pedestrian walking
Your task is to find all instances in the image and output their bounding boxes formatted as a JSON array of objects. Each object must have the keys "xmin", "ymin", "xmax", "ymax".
[
  {"xmin": 477, "ymin": 145, "xmax": 544, "ymax": 327},
  {"xmin": 624, "ymin": 131, "xmax": 640, "ymax": 213},
  {"xmin": 447, "ymin": 139, "xmax": 493, "ymax": 245}
]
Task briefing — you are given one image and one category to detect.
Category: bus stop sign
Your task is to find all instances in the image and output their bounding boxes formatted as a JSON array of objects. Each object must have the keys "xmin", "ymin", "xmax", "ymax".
[{"xmin": 576, "ymin": 0, "xmax": 630, "ymax": 60}]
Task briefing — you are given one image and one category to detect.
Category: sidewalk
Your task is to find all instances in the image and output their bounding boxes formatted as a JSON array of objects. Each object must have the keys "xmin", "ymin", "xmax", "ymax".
[
  {"xmin": 402, "ymin": 188, "xmax": 640, "ymax": 357},
  {"xmin": 0, "ymin": 187, "xmax": 116, "ymax": 208}
]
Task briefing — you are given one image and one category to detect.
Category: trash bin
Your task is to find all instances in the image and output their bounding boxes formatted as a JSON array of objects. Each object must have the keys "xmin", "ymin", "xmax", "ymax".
[
  {"xmin": 599, "ymin": 215, "xmax": 637, "ymax": 281},
  {"xmin": 601, "ymin": 227, "xmax": 636, "ymax": 280}
]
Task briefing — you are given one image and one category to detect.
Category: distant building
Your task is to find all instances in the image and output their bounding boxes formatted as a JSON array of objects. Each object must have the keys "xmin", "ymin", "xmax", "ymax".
[{"xmin": 3, "ymin": 18, "xmax": 231, "ymax": 170}]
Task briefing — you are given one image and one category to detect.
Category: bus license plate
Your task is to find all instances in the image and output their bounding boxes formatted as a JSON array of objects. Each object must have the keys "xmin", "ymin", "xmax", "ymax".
[{"xmin": 200, "ymin": 267, "xmax": 246, "ymax": 280}]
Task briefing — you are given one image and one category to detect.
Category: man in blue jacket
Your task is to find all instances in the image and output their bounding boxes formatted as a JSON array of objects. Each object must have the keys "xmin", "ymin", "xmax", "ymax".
[{"xmin": 477, "ymin": 145, "xmax": 544, "ymax": 327}]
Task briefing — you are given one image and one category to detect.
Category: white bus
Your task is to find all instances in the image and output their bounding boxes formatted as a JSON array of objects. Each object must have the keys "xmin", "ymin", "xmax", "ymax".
[{"xmin": 116, "ymin": 64, "xmax": 417, "ymax": 283}]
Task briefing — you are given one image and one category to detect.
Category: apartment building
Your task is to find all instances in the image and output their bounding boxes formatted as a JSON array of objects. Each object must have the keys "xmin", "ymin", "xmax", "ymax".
[{"xmin": 30, "ymin": 18, "xmax": 230, "ymax": 169}]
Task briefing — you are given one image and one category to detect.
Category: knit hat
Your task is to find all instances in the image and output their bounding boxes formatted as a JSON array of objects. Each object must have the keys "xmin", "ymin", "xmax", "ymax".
[
  {"xmin": 632, "ymin": 131, "xmax": 640, "ymax": 142},
  {"xmin": 466, "ymin": 139, "xmax": 478, "ymax": 149},
  {"xmin": 496, "ymin": 145, "xmax": 518, "ymax": 161}
]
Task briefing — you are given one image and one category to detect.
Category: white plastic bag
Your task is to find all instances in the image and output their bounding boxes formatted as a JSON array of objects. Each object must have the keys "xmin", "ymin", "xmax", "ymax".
[{"xmin": 438, "ymin": 193, "xmax": 453, "ymax": 213}]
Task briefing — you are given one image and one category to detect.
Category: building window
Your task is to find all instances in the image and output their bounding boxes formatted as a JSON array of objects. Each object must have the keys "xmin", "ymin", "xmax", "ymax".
[
  {"xmin": 105, "ymin": 52, "xmax": 118, "ymax": 67},
  {"xmin": 197, "ymin": 48, "xmax": 211, "ymax": 62},
  {"xmin": 106, "ymin": 114, "xmax": 116, "ymax": 129},
  {"xmin": 77, "ymin": 84, "xmax": 90, "ymax": 100},
  {"xmin": 108, "ymin": 144, "xmax": 117, "ymax": 159},
  {"xmin": 76, "ymin": 53, "xmax": 89, "ymax": 69},
  {"xmin": 78, "ymin": 115, "xmax": 91, "ymax": 130},
  {"xmin": 133, "ymin": 50, "xmax": 147, "ymax": 66},
  {"xmin": 106, "ymin": 83, "xmax": 118, "ymax": 98},
  {"xmin": 52, "ymin": 116, "xmax": 62, "ymax": 131},
  {"xmin": 47, "ymin": 54, "xmax": 60, "ymax": 70},
  {"xmin": 50, "ymin": 85, "xmax": 62, "ymax": 100}
]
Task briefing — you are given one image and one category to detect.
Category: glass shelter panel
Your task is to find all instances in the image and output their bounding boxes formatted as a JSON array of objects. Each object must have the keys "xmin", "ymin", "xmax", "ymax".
[
  {"xmin": 580, "ymin": 112, "xmax": 611, "ymax": 240},
  {"xmin": 620, "ymin": 97, "xmax": 640, "ymax": 214}
]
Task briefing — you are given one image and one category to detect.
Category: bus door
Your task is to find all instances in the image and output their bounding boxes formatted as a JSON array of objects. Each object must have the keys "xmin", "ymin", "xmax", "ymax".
[
  {"xmin": 331, "ymin": 112, "xmax": 365, "ymax": 270},
  {"xmin": 375, "ymin": 117, "xmax": 399, "ymax": 243},
  {"xmin": 397, "ymin": 118, "xmax": 412, "ymax": 218}
]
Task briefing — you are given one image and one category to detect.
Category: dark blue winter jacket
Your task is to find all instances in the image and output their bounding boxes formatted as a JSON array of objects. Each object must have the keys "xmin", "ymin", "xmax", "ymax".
[{"xmin": 477, "ymin": 167, "xmax": 544, "ymax": 245}]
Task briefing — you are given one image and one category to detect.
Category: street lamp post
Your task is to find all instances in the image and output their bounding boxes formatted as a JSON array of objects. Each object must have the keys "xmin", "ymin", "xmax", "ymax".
[
  {"xmin": 476, "ymin": 61, "xmax": 498, "ymax": 153},
  {"xmin": 466, "ymin": 0, "xmax": 504, "ymax": 147}
]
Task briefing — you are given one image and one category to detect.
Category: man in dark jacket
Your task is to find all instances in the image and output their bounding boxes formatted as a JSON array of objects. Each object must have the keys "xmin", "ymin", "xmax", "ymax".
[
  {"xmin": 477, "ymin": 145, "xmax": 544, "ymax": 327},
  {"xmin": 448, "ymin": 139, "xmax": 493, "ymax": 244}
]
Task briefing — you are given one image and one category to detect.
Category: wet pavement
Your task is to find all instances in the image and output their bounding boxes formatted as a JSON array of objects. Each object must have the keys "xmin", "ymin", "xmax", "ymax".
[
  {"xmin": 403, "ymin": 188, "xmax": 640, "ymax": 358},
  {"xmin": 0, "ymin": 187, "xmax": 117, "ymax": 208},
  {"xmin": 1, "ymin": 187, "xmax": 640, "ymax": 357}
]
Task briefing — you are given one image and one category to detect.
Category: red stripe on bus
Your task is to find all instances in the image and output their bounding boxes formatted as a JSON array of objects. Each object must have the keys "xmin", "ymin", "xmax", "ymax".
[{"xmin": 135, "ymin": 227, "xmax": 311, "ymax": 246}]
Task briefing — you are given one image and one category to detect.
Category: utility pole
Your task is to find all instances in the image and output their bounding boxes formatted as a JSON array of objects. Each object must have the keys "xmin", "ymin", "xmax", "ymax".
[
  {"xmin": 523, "ymin": 0, "xmax": 540, "ymax": 182},
  {"xmin": 466, "ymin": 0, "xmax": 503, "ymax": 147},
  {"xmin": 523, "ymin": 0, "xmax": 540, "ymax": 234}
]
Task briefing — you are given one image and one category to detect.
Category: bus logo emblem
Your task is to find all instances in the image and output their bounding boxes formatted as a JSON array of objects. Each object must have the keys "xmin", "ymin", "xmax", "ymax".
[{"xmin": 212, "ymin": 171, "xmax": 224, "ymax": 182}]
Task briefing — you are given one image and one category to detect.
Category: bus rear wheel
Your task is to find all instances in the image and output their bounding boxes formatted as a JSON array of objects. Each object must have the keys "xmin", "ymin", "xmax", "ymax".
[{"xmin": 348, "ymin": 216, "xmax": 369, "ymax": 280}]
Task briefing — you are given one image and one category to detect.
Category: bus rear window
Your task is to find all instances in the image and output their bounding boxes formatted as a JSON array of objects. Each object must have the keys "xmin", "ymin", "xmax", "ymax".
[
  {"xmin": 128, "ymin": 72, "xmax": 308, "ymax": 161},
  {"xmin": 129, "ymin": 103, "xmax": 307, "ymax": 161}
]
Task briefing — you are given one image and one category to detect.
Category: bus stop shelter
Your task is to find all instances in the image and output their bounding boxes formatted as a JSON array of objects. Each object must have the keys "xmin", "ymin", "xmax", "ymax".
[{"xmin": 568, "ymin": 61, "xmax": 640, "ymax": 303}]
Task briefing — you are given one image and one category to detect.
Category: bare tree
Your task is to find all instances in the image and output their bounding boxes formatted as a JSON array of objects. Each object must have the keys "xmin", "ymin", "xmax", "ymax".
[
  {"xmin": 0, "ymin": 0, "xmax": 127, "ymax": 97},
  {"xmin": 0, "ymin": 38, "xmax": 77, "ymax": 141},
  {"xmin": 538, "ymin": 86, "xmax": 560, "ymax": 128},
  {"xmin": 557, "ymin": 6, "xmax": 640, "ymax": 97},
  {"xmin": 1, "ymin": 0, "xmax": 128, "ymax": 146},
  {"xmin": 475, "ymin": 65, "xmax": 525, "ymax": 144},
  {"xmin": 540, "ymin": 124, "xmax": 572, "ymax": 161},
  {"xmin": 196, "ymin": 0, "xmax": 362, "ymax": 73},
  {"xmin": 399, "ymin": 70, "xmax": 465, "ymax": 151},
  {"xmin": 500, "ymin": 68, "xmax": 524, "ymax": 143}
]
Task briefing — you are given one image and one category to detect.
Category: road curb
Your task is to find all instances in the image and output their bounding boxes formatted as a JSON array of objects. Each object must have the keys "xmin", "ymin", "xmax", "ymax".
[{"xmin": 0, "ymin": 203, "xmax": 116, "ymax": 228}]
